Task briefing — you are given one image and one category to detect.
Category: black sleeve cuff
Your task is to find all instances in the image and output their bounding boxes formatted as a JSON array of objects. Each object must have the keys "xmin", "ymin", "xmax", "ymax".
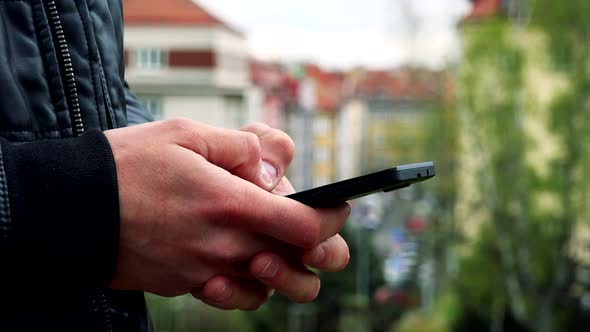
[{"xmin": 1, "ymin": 130, "xmax": 119, "ymax": 289}]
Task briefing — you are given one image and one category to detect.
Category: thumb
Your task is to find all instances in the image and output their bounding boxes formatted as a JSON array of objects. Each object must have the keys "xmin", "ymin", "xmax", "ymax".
[
  {"xmin": 241, "ymin": 123, "xmax": 295, "ymax": 192},
  {"xmin": 175, "ymin": 120, "xmax": 279, "ymax": 190}
]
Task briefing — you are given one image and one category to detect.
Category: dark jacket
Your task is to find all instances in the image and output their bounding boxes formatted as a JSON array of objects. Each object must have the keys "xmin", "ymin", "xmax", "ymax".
[{"xmin": 0, "ymin": 0, "xmax": 154, "ymax": 330}]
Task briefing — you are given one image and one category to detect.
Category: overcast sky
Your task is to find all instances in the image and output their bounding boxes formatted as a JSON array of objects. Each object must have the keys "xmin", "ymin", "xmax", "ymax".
[{"xmin": 197, "ymin": 0, "xmax": 471, "ymax": 69}]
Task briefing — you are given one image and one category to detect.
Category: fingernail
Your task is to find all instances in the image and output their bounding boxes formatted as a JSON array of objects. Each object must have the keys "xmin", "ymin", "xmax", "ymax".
[
  {"xmin": 213, "ymin": 283, "xmax": 233, "ymax": 303},
  {"xmin": 310, "ymin": 246, "xmax": 326, "ymax": 266},
  {"xmin": 267, "ymin": 289, "xmax": 275, "ymax": 298},
  {"xmin": 257, "ymin": 257, "xmax": 279, "ymax": 279},
  {"xmin": 260, "ymin": 160, "xmax": 278, "ymax": 187}
]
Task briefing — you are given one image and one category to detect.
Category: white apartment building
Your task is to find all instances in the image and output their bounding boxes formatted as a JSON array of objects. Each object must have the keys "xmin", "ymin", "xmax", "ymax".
[{"xmin": 123, "ymin": 0, "xmax": 259, "ymax": 128}]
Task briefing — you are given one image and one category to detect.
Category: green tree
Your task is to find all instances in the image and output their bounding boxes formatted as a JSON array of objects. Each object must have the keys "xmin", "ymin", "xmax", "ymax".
[
  {"xmin": 454, "ymin": 1, "xmax": 590, "ymax": 331},
  {"xmin": 422, "ymin": 88, "xmax": 460, "ymax": 300}
]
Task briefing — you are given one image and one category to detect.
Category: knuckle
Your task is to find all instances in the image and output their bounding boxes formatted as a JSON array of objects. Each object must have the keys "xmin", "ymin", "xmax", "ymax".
[
  {"xmin": 215, "ymin": 185, "xmax": 249, "ymax": 223},
  {"xmin": 212, "ymin": 239, "xmax": 247, "ymax": 264},
  {"xmin": 243, "ymin": 122, "xmax": 270, "ymax": 133},
  {"xmin": 164, "ymin": 117, "xmax": 209, "ymax": 153},
  {"xmin": 292, "ymin": 278, "xmax": 320, "ymax": 303},
  {"xmin": 219, "ymin": 248, "xmax": 239, "ymax": 264},
  {"xmin": 244, "ymin": 298, "xmax": 266, "ymax": 311},
  {"xmin": 282, "ymin": 136, "xmax": 295, "ymax": 159},
  {"xmin": 163, "ymin": 117, "xmax": 193, "ymax": 132},
  {"xmin": 181, "ymin": 266, "xmax": 209, "ymax": 289},
  {"xmin": 269, "ymin": 130, "xmax": 295, "ymax": 159},
  {"xmin": 184, "ymin": 272, "xmax": 206, "ymax": 289},
  {"xmin": 194, "ymin": 172, "xmax": 247, "ymax": 221},
  {"xmin": 298, "ymin": 220, "xmax": 322, "ymax": 249}
]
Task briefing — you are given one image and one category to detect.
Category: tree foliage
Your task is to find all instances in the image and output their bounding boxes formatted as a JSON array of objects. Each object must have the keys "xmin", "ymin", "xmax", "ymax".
[{"xmin": 452, "ymin": 1, "xmax": 590, "ymax": 331}]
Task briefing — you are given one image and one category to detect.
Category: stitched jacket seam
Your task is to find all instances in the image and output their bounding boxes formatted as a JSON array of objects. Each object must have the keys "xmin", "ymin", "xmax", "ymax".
[
  {"xmin": 73, "ymin": 0, "xmax": 104, "ymax": 131},
  {"xmin": 0, "ymin": 5, "xmax": 34, "ymax": 117},
  {"xmin": 88, "ymin": 8, "xmax": 119, "ymax": 129}
]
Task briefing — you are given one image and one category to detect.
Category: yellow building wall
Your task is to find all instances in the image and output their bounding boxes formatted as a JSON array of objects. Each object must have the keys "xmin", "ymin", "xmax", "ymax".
[
  {"xmin": 312, "ymin": 113, "xmax": 336, "ymax": 187},
  {"xmin": 365, "ymin": 109, "xmax": 428, "ymax": 172}
]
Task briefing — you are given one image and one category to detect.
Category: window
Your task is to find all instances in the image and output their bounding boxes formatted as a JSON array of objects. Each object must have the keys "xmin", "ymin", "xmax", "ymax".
[
  {"xmin": 313, "ymin": 118, "xmax": 330, "ymax": 134},
  {"xmin": 218, "ymin": 53, "xmax": 247, "ymax": 72},
  {"xmin": 135, "ymin": 48, "xmax": 166, "ymax": 70},
  {"xmin": 139, "ymin": 96, "xmax": 163, "ymax": 120},
  {"xmin": 224, "ymin": 96, "xmax": 245, "ymax": 128},
  {"xmin": 313, "ymin": 149, "xmax": 330, "ymax": 163}
]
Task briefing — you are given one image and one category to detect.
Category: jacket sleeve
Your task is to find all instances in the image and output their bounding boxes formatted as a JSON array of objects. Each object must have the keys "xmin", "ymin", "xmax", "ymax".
[
  {"xmin": 0, "ymin": 130, "xmax": 120, "ymax": 290},
  {"xmin": 125, "ymin": 81, "xmax": 155, "ymax": 125},
  {"xmin": 117, "ymin": 0, "xmax": 154, "ymax": 126}
]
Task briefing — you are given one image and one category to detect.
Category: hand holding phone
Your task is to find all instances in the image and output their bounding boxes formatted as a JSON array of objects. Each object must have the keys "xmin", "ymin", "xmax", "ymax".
[{"xmin": 287, "ymin": 162, "xmax": 435, "ymax": 207}]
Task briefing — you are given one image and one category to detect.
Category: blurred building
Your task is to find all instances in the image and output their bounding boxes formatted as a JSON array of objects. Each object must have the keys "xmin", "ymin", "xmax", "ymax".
[
  {"xmin": 463, "ymin": 0, "xmax": 501, "ymax": 21},
  {"xmin": 305, "ymin": 65, "xmax": 344, "ymax": 187},
  {"xmin": 285, "ymin": 64, "xmax": 343, "ymax": 190},
  {"xmin": 249, "ymin": 61, "xmax": 300, "ymax": 131},
  {"xmin": 464, "ymin": 0, "xmax": 529, "ymax": 25},
  {"xmin": 337, "ymin": 68, "xmax": 447, "ymax": 180},
  {"xmin": 123, "ymin": 0, "xmax": 255, "ymax": 128}
]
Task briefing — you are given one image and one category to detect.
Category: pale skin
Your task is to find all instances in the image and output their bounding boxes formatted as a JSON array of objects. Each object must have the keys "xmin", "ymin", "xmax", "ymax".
[{"xmin": 105, "ymin": 119, "xmax": 351, "ymax": 311}]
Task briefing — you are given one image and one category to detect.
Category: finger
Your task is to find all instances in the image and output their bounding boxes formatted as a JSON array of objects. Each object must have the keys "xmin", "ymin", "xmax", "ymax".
[
  {"xmin": 241, "ymin": 123, "xmax": 295, "ymax": 191},
  {"xmin": 192, "ymin": 276, "xmax": 271, "ymax": 311},
  {"xmin": 301, "ymin": 234, "xmax": 350, "ymax": 272},
  {"xmin": 272, "ymin": 177, "xmax": 296, "ymax": 196},
  {"xmin": 167, "ymin": 119, "xmax": 276, "ymax": 191},
  {"xmin": 196, "ymin": 159, "xmax": 350, "ymax": 248},
  {"xmin": 250, "ymin": 252, "xmax": 320, "ymax": 303},
  {"xmin": 223, "ymin": 181, "xmax": 351, "ymax": 248},
  {"xmin": 182, "ymin": 227, "xmax": 304, "ymax": 279}
]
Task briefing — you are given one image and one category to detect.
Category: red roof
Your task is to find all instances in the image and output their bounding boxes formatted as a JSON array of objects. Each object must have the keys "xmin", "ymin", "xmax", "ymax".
[
  {"xmin": 250, "ymin": 61, "xmax": 299, "ymax": 103},
  {"xmin": 465, "ymin": 0, "xmax": 502, "ymax": 20},
  {"xmin": 305, "ymin": 65, "xmax": 344, "ymax": 113},
  {"xmin": 123, "ymin": 0, "xmax": 242, "ymax": 35},
  {"xmin": 350, "ymin": 68, "xmax": 443, "ymax": 101}
]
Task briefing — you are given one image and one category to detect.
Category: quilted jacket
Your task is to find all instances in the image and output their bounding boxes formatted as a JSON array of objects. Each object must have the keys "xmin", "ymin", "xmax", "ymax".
[{"xmin": 0, "ymin": 0, "xmax": 154, "ymax": 330}]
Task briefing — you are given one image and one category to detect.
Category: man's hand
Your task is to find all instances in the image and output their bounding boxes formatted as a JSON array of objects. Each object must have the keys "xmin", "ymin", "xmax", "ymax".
[
  {"xmin": 191, "ymin": 123, "xmax": 351, "ymax": 310},
  {"xmin": 105, "ymin": 119, "xmax": 350, "ymax": 310}
]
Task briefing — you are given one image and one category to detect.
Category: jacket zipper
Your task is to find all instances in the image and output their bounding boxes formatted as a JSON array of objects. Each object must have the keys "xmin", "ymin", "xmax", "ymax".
[
  {"xmin": 98, "ymin": 66, "xmax": 116, "ymax": 129},
  {"xmin": 98, "ymin": 290, "xmax": 114, "ymax": 332},
  {"xmin": 44, "ymin": 3, "xmax": 112, "ymax": 331},
  {"xmin": 46, "ymin": 0, "xmax": 85, "ymax": 137}
]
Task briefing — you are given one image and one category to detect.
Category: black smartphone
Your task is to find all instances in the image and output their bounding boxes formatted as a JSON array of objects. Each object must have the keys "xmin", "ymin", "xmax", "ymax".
[{"xmin": 287, "ymin": 161, "xmax": 435, "ymax": 207}]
